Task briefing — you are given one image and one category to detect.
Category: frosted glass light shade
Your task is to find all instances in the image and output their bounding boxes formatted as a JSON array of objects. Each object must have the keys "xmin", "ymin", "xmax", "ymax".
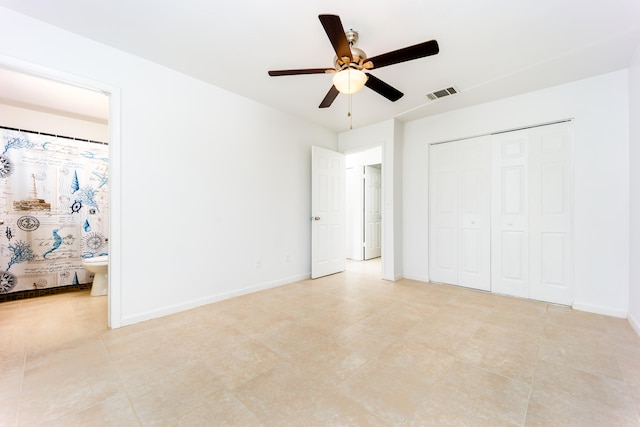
[{"xmin": 332, "ymin": 68, "xmax": 368, "ymax": 94}]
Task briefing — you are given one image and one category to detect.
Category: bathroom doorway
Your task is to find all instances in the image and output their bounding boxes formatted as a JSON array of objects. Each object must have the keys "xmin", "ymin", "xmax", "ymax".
[{"xmin": 0, "ymin": 60, "xmax": 120, "ymax": 327}]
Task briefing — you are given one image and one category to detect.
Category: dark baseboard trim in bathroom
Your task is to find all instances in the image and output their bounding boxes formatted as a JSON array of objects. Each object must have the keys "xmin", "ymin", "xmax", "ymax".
[{"xmin": 0, "ymin": 283, "xmax": 92, "ymax": 303}]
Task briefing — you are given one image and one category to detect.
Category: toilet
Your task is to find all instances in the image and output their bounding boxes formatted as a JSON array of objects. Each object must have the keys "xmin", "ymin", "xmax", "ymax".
[{"xmin": 83, "ymin": 255, "xmax": 108, "ymax": 296}]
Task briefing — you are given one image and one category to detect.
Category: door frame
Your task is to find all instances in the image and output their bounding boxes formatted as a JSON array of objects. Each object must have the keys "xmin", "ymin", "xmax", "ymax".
[
  {"xmin": 344, "ymin": 145, "xmax": 384, "ymax": 276},
  {"xmin": 0, "ymin": 54, "xmax": 123, "ymax": 328}
]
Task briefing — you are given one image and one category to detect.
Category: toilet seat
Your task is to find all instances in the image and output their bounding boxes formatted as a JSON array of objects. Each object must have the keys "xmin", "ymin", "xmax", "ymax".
[{"xmin": 84, "ymin": 255, "xmax": 108, "ymax": 265}]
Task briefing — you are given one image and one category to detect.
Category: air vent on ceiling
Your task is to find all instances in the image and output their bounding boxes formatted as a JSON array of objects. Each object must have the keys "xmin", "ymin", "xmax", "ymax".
[{"xmin": 426, "ymin": 86, "xmax": 459, "ymax": 100}]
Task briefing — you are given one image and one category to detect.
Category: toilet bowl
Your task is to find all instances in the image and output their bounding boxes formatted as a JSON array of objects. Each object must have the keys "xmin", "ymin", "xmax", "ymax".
[{"xmin": 83, "ymin": 255, "xmax": 108, "ymax": 296}]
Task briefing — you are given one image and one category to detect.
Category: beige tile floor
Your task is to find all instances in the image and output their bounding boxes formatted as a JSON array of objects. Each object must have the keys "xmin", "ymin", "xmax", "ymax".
[{"xmin": 1, "ymin": 259, "xmax": 639, "ymax": 426}]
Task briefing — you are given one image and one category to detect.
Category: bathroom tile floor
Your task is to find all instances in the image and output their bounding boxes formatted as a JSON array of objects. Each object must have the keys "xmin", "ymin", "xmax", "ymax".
[{"xmin": 1, "ymin": 258, "xmax": 639, "ymax": 426}]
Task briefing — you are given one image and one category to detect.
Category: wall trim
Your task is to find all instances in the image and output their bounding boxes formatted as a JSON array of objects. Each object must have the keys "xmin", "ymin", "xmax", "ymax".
[
  {"xmin": 572, "ymin": 301, "xmax": 627, "ymax": 318},
  {"xmin": 428, "ymin": 118, "xmax": 574, "ymax": 146},
  {"xmin": 629, "ymin": 312, "xmax": 640, "ymax": 336},
  {"xmin": 401, "ymin": 274, "xmax": 430, "ymax": 283},
  {"xmin": 120, "ymin": 273, "xmax": 310, "ymax": 327}
]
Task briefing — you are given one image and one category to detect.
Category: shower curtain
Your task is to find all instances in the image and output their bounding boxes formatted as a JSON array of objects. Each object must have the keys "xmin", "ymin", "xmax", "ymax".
[{"xmin": 0, "ymin": 127, "xmax": 108, "ymax": 294}]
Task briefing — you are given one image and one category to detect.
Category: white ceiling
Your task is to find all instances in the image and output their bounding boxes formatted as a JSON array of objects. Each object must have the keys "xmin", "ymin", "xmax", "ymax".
[{"xmin": 0, "ymin": 0, "xmax": 639, "ymax": 132}]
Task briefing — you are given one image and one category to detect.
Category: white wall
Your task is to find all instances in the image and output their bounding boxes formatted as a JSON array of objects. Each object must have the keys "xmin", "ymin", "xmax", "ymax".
[
  {"xmin": 0, "ymin": 103, "xmax": 108, "ymax": 142},
  {"xmin": 345, "ymin": 146, "xmax": 382, "ymax": 168},
  {"xmin": 0, "ymin": 7, "xmax": 337, "ymax": 326},
  {"xmin": 629, "ymin": 43, "xmax": 640, "ymax": 333},
  {"xmin": 403, "ymin": 70, "xmax": 630, "ymax": 317}
]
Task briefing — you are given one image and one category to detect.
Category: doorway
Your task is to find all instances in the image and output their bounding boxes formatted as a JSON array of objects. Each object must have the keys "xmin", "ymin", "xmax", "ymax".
[
  {"xmin": 0, "ymin": 59, "xmax": 121, "ymax": 327},
  {"xmin": 345, "ymin": 147, "xmax": 382, "ymax": 269}
]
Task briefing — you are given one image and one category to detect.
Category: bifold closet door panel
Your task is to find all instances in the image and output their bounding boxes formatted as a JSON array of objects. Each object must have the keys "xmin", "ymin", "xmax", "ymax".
[
  {"xmin": 491, "ymin": 130, "xmax": 530, "ymax": 298},
  {"xmin": 429, "ymin": 142, "xmax": 459, "ymax": 285},
  {"xmin": 429, "ymin": 136, "xmax": 491, "ymax": 290},
  {"xmin": 491, "ymin": 122, "xmax": 573, "ymax": 303},
  {"xmin": 457, "ymin": 137, "xmax": 491, "ymax": 291},
  {"xmin": 528, "ymin": 122, "xmax": 573, "ymax": 305}
]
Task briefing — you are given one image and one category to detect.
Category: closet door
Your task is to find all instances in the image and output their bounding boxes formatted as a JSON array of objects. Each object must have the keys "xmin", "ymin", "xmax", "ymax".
[
  {"xmin": 491, "ymin": 130, "xmax": 530, "ymax": 298},
  {"xmin": 429, "ymin": 136, "xmax": 491, "ymax": 290},
  {"xmin": 458, "ymin": 137, "xmax": 491, "ymax": 290},
  {"xmin": 491, "ymin": 122, "xmax": 573, "ymax": 304},
  {"xmin": 429, "ymin": 142, "xmax": 459, "ymax": 285},
  {"xmin": 528, "ymin": 122, "xmax": 573, "ymax": 305}
]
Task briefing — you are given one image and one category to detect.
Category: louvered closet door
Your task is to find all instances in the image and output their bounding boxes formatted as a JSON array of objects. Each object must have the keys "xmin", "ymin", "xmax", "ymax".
[{"xmin": 429, "ymin": 136, "xmax": 491, "ymax": 290}]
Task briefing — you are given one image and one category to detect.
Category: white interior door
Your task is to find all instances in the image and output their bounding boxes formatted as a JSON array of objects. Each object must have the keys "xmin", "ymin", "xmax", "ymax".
[
  {"xmin": 491, "ymin": 130, "xmax": 530, "ymax": 298},
  {"xmin": 528, "ymin": 122, "xmax": 573, "ymax": 305},
  {"xmin": 364, "ymin": 165, "xmax": 382, "ymax": 260},
  {"xmin": 345, "ymin": 167, "xmax": 364, "ymax": 261},
  {"xmin": 312, "ymin": 146, "xmax": 346, "ymax": 279},
  {"xmin": 429, "ymin": 137, "xmax": 491, "ymax": 290}
]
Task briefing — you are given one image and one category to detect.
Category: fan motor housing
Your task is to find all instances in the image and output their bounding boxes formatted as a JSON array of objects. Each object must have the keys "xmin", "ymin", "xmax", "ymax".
[{"xmin": 335, "ymin": 46, "xmax": 367, "ymax": 70}]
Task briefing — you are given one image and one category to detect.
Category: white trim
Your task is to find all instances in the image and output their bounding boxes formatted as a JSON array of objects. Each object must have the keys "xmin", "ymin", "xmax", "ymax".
[
  {"xmin": 572, "ymin": 301, "xmax": 627, "ymax": 318},
  {"xmin": 107, "ymin": 89, "xmax": 121, "ymax": 329},
  {"xmin": 401, "ymin": 274, "xmax": 430, "ymax": 283},
  {"xmin": 427, "ymin": 118, "xmax": 574, "ymax": 146},
  {"xmin": 120, "ymin": 273, "xmax": 310, "ymax": 326},
  {"xmin": 0, "ymin": 54, "xmax": 122, "ymax": 328},
  {"xmin": 628, "ymin": 313, "xmax": 640, "ymax": 336}
]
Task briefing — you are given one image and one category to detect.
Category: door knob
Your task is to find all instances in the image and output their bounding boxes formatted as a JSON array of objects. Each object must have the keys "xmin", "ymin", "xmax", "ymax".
[{"xmin": 312, "ymin": 216, "xmax": 321, "ymax": 221}]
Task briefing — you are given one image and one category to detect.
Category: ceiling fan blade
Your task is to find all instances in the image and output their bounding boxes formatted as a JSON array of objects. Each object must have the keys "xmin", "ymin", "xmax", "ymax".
[
  {"xmin": 268, "ymin": 68, "xmax": 332, "ymax": 76},
  {"xmin": 364, "ymin": 74, "xmax": 403, "ymax": 102},
  {"xmin": 319, "ymin": 14, "xmax": 352, "ymax": 62},
  {"xmin": 365, "ymin": 40, "xmax": 439, "ymax": 69},
  {"xmin": 319, "ymin": 85, "xmax": 340, "ymax": 108}
]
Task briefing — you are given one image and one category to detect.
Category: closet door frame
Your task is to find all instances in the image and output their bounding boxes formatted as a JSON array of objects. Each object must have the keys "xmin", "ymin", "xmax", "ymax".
[{"xmin": 428, "ymin": 120, "xmax": 574, "ymax": 306}]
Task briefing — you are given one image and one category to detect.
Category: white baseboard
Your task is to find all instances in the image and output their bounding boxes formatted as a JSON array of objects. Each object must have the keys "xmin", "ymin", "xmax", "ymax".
[
  {"xmin": 572, "ymin": 301, "xmax": 628, "ymax": 318},
  {"xmin": 382, "ymin": 273, "xmax": 405, "ymax": 281},
  {"xmin": 629, "ymin": 313, "xmax": 640, "ymax": 336},
  {"xmin": 401, "ymin": 274, "xmax": 430, "ymax": 283},
  {"xmin": 120, "ymin": 273, "xmax": 310, "ymax": 327}
]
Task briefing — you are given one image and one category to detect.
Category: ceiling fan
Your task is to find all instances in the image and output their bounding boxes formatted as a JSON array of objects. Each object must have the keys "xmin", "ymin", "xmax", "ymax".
[{"xmin": 268, "ymin": 14, "xmax": 439, "ymax": 108}]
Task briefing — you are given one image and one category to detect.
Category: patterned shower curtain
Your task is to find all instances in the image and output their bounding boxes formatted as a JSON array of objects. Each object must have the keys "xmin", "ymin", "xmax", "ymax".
[{"xmin": 0, "ymin": 127, "xmax": 108, "ymax": 294}]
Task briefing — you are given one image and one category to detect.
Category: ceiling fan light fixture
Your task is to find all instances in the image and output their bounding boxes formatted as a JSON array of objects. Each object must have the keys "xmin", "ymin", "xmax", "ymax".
[{"xmin": 332, "ymin": 68, "xmax": 368, "ymax": 94}]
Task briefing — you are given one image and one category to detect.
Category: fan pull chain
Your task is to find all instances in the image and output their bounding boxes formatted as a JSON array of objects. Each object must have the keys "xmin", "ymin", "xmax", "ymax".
[
  {"xmin": 348, "ymin": 92, "xmax": 353, "ymax": 129},
  {"xmin": 347, "ymin": 70, "xmax": 353, "ymax": 129}
]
